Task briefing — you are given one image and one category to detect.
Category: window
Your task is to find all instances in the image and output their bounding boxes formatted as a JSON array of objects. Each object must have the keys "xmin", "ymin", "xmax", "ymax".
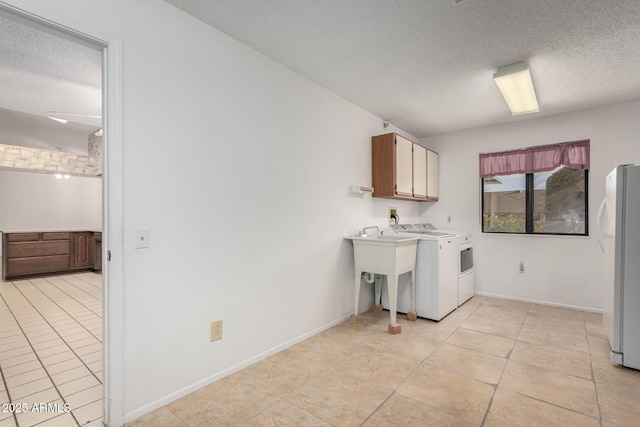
[
  {"xmin": 480, "ymin": 141, "xmax": 589, "ymax": 236},
  {"xmin": 483, "ymin": 174, "xmax": 526, "ymax": 233}
]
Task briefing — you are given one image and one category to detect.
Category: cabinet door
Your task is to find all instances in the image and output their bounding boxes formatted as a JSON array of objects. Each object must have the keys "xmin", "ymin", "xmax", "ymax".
[
  {"xmin": 427, "ymin": 149, "xmax": 439, "ymax": 200},
  {"xmin": 92, "ymin": 233, "xmax": 102, "ymax": 271},
  {"xmin": 413, "ymin": 144, "xmax": 427, "ymax": 198},
  {"xmin": 395, "ymin": 135, "xmax": 413, "ymax": 196},
  {"xmin": 72, "ymin": 232, "xmax": 93, "ymax": 269}
]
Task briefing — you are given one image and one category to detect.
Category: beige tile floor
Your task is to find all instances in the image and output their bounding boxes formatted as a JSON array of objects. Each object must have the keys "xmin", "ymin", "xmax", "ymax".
[
  {"xmin": 127, "ymin": 296, "xmax": 640, "ymax": 427},
  {"xmin": 0, "ymin": 270, "xmax": 104, "ymax": 427}
]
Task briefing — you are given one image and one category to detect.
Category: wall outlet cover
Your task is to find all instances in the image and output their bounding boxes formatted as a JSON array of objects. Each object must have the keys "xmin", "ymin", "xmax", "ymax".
[
  {"xmin": 388, "ymin": 207, "xmax": 398, "ymax": 223},
  {"xmin": 210, "ymin": 320, "xmax": 223, "ymax": 342}
]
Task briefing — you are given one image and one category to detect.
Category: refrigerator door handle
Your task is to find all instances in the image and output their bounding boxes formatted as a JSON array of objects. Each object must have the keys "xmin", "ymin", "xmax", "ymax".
[{"xmin": 596, "ymin": 198, "xmax": 607, "ymax": 252}]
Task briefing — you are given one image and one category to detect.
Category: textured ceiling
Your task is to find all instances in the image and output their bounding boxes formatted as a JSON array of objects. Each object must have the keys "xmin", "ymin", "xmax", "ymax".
[
  {"xmin": 0, "ymin": 12, "xmax": 102, "ymax": 155},
  {"xmin": 164, "ymin": 0, "xmax": 640, "ymax": 138},
  {"xmin": 2, "ymin": 1, "xmax": 639, "ymax": 153}
]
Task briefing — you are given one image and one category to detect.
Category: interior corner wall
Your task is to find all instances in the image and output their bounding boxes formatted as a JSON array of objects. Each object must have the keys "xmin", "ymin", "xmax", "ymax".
[
  {"xmin": 2, "ymin": 0, "xmax": 425, "ymax": 422},
  {"xmin": 420, "ymin": 100, "xmax": 640, "ymax": 311},
  {"xmin": 0, "ymin": 169, "xmax": 102, "ymax": 255}
]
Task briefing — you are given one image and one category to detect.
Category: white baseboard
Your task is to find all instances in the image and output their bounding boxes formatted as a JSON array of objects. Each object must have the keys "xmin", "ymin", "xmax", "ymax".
[
  {"xmin": 474, "ymin": 291, "xmax": 602, "ymax": 313},
  {"xmin": 123, "ymin": 313, "xmax": 352, "ymax": 424}
]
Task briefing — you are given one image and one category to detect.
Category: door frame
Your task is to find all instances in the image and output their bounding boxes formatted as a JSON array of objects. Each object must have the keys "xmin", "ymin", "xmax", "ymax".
[{"xmin": 0, "ymin": 2, "xmax": 125, "ymax": 426}]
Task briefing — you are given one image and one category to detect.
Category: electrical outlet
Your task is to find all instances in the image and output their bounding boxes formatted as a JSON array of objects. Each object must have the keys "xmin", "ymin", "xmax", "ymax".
[
  {"xmin": 210, "ymin": 320, "xmax": 223, "ymax": 342},
  {"xmin": 389, "ymin": 207, "xmax": 398, "ymax": 224},
  {"xmin": 519, "ymin": 262, "xmax": 525, "ymax": 273}
]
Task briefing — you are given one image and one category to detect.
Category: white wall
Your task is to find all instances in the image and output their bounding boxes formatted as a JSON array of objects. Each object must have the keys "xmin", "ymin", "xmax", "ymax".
[
  {"xmin": 10, "ymin": 1, "xmax": 639, "ymax": 422},
  {"xmin": 3, "ymin": 0, "xmax": 428, "ymax": 422},
  {"xmin": 420, "ymin": 100, "xmax": 640, "ymax": 310},
  {"xmin": 0, "ymin": 169, "xmax": 102, "ymax": 254}
]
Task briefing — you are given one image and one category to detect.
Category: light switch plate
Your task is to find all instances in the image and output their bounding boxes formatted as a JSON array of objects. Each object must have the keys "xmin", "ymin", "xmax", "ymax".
[{"xmin": 135, "ymin": 228, "xmax": 149, "ymax": 249}]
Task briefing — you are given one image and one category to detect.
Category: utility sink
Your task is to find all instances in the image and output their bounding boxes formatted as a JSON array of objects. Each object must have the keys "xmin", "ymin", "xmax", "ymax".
[
  {"xmin": 345, "ymin": 233, "xmax": 419, "ymax": 334},
  {"xmin": 347, "ymin": 235, "xmax": 413, "ymax": 242},
  {"xmin": 344, "ymin": 235, "xmax": 419, "ymax": 275}
]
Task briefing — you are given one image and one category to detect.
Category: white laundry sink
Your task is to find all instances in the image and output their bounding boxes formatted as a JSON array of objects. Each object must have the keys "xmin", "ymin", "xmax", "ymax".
[
  {"xmin": 345, "ymin": 234, "xmax": 419, "ymax": 276},
  {"xmin": 345, "ymin": 233, "xmax": 419, "ymax": 334}
]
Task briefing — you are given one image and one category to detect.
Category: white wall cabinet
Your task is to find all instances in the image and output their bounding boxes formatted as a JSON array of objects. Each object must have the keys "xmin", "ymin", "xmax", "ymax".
[
  {"xmin": 372, "ymin": 132, "xmax": 438, "ymax": 201},
  {"xmin": 426, "ymin": 149, "xmax": 439, "ymax": 200},
  {"xmin": 395, "ymin": 134, "xmax": 414, "ymax": 196},
  {"xmin": 413, "ymin": 143, "xmax": 427, "ymax": 198}
]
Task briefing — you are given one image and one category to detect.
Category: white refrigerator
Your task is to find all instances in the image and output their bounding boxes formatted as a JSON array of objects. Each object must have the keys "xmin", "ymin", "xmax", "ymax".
[{"xmin": 597, "ymin": 165, "xmax": 640, "ymax": 369}]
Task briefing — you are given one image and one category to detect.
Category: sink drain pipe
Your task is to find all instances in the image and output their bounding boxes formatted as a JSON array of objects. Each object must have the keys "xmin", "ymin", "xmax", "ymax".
[{"xmin": 362, "ymin": 272, "xmax": 376, "ymax": 283}]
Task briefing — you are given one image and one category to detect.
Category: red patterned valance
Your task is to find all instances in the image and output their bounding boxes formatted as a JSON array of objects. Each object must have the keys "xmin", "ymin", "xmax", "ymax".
[{"xmin": 479, "ymin": 140, "xmax": 590, "ymax": 178}]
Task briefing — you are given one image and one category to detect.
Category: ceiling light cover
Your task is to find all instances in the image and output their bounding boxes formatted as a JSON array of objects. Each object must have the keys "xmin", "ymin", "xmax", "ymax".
[{"xmin": 493, "ymin": 62, "xmax": 539, "ymax": 116}]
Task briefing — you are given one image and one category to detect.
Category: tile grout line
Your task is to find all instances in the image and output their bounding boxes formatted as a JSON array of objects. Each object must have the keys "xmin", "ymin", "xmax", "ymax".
[
  {"xmin": 387, "ymin": 300, "xmax": 501, "ymax": 425},
  {"xmin": 22, "ymin": 278, "xmax": 102, "ymax": 346},
  {"xmin": 128, "ymin": 297, "xmax": 622, "ymax": 426},
  {"xmin": 45, "ymin": 275, "xmax": 101, "ymax": 318},
  {"xmin": 31, "ymin": 277, "xmax": 102, "ymax": 341},
  {"xmin": 61, "ymin": 273, "xmax": 103, "ymax": 293},
  {"xmin": 479, "ymin": 302, "xmax": 531, "ymax": 426},
  {"xmin": 0, "ymin": 296, "xmax": 20, "ymax": 427},
  {"xmin": 338, "ymin": 322, "xmax": 432, "ymax": 426},
  {"xmin": 496, "ymin": 305, "xmax": 603, "ymax": 424},
  {"xmin": 357, "ymin": 391, "xmax": 395, "ymax": 427},
  {"xmin": 8, "ymin": 280, "xmax": 103, "ymax": 387},
  {"xmin": 586, "ymin": 325, "xmax": 604, "ymax": 426},
  {"xmin": 0, "ymin": 291, "xmax": 81, "ymax": 427}
]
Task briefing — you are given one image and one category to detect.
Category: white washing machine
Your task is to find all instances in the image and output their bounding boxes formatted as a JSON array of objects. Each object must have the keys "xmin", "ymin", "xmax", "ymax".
[{"xmin": 381, "ymin": 223, "xmax": 474, "ymax": 321}]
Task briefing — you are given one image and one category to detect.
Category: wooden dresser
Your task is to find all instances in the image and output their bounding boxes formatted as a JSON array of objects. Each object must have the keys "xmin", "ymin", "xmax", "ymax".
[{"xmin": 2, "ymin": 230, "xmax": 102, "ymax": 281}]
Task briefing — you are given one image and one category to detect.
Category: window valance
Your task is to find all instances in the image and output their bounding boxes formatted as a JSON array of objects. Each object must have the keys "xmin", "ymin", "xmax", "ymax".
[{"xmin": 479, "ymin": 140, "xmax": 590, "ymax": 178}]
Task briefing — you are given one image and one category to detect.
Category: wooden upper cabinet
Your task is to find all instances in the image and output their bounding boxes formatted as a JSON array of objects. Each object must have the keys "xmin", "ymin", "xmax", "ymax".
[{"xmin": 372, "ymin": 132, "xmax": 438, "ymax": 201}]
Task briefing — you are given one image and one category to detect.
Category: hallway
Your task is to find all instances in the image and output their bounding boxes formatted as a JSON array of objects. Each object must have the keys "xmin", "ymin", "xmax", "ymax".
[{"xmin": 0, "ymin": 271, "xmax": 103, "ymax": 426}]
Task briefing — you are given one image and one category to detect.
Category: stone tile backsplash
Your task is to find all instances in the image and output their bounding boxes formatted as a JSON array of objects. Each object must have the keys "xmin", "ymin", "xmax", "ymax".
[{"xmin": 0, "ymin": 137, "xmax": 101, "ymax": 176}]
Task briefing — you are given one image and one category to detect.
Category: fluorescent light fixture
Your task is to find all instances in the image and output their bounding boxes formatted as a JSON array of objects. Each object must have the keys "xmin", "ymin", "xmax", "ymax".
[
  {"xmin": 47, "ymin": 116, "xmax": 68, "ymax": 124},
  {"xmin": 493, "ymin": 62, "xmax": 539, "ymax": 115}
]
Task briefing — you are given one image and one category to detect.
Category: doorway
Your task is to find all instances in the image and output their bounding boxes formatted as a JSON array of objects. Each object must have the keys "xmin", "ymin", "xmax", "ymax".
[{"xmin": 0, "ymin": 3, "xmax": 123, "ymax": 426}]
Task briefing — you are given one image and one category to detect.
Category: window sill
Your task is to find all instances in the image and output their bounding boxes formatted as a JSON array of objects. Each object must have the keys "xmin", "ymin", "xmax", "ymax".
[{"xmin": 481, "ymin": 232, "xmax": 590, "ymax": 239}]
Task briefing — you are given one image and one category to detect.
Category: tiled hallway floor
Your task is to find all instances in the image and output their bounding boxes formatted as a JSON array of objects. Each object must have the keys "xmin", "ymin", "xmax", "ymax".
[
  {"xmin": 128, "ymin": 296, "xmax": 640, "ymax": 427},
  {"xmin": 0, "ymin": 271, "xmax": 103, "ymax": 427}
]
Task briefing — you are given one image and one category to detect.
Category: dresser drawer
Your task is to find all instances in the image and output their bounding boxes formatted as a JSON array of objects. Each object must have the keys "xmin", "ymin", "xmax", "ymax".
[
  {"xmin": 6, "ymin": 233, "xmax": 40, "ymax": 242},
  {"xmin": 7, "ymin": 241, "xmax": 71, "ymax": 258},
  {"xmin": 7, "ymin": 255, "xmax": 71, "ymax": 276},
  {"xmin": 43, "ymin": 232, "xmax": 71, "ymax": 241},
  {"xmin": 2, "ymin": 231, "xmax": 97, "ymax": 281}
]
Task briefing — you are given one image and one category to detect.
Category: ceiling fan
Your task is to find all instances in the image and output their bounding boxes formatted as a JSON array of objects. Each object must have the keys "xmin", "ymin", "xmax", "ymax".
[{"xmin": 46, "ymin": 111, "xmax": 102, "ymax": 128}]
